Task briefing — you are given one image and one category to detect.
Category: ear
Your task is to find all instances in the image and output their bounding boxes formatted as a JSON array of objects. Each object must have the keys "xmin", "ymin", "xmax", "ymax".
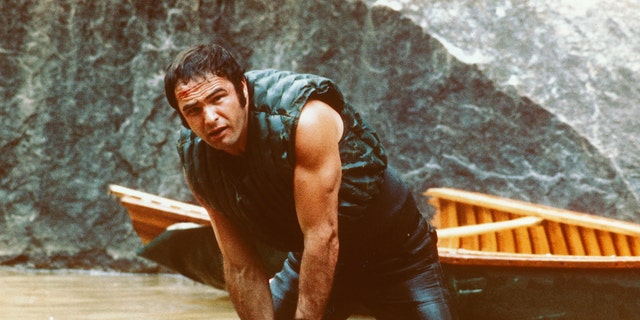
[{"xmin": 241, "ymin": 77, "xmax": 249, "ymax": 108}]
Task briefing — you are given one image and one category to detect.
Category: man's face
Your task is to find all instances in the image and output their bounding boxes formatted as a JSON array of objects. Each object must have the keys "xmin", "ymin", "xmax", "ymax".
[{"xmin": 175, "ymin": 74, "xmax": 249, "ymax": 156}]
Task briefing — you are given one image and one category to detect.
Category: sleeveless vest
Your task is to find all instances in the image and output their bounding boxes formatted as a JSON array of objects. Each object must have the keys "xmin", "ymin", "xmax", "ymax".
[{"xmin": 178, "ymin": 70, "xmax": 388, "ymax": 251}]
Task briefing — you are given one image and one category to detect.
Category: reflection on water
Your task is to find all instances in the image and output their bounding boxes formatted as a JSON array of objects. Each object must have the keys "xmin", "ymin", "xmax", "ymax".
[{"xmin": 1, "ymin": 267, "xmax": 372, "ymax": 320}]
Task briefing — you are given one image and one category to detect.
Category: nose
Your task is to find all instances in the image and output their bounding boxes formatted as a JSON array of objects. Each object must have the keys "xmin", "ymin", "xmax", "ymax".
[{"xmin": 203, "ymin": 105, "xmax": 219, "ymax": 125}]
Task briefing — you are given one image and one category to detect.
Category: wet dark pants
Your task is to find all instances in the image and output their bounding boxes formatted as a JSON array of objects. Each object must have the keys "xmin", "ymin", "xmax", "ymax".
[{"xmin": 270, "ymin": 194, "xmax": 455, "ymax": 320}]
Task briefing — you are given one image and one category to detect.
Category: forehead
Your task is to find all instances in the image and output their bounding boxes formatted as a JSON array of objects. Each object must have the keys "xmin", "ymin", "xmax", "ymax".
[{"xmin": 175, "ymin": 74, "xmax": 231, "ymax": 102}]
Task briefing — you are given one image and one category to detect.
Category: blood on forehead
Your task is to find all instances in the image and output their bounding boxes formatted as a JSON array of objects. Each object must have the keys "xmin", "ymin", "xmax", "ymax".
[{"xmin": 175, "ymin": 79, "xmax": 209, "ymax": 100}]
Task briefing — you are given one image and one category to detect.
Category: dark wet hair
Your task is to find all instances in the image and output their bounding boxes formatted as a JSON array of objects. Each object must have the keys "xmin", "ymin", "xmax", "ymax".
[{"xmin": 164, "ymin": 44, "xmax": 246, "ymax": 126}]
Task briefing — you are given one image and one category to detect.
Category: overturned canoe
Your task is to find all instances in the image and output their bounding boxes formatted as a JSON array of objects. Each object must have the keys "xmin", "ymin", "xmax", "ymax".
[
  {"xmin": 109, "ymin": 184, "xmax": 287, "ymax": 289},
  {"xmin": 109, "ymin": 184, "xmax": 210, "ymax": 245}
]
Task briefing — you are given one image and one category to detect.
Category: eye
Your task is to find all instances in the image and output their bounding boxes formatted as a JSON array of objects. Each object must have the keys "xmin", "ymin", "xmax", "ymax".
[
  {"xmin": 183, "ymin": 106, "xmax": 201, "ymax": 117},
  {"xmin": 210, "ymin": 93, "xmax": 224, "ymax": 104}
]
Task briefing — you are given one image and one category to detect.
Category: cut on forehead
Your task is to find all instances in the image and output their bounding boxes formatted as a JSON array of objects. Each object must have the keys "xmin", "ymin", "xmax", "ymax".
[
  {"xmin": 175, "ymin": 78, "xmax": 205, "ymax": 100},
  {"xmin": 174, "ymin": 74, "xmax": 223, "ymax": 100}
]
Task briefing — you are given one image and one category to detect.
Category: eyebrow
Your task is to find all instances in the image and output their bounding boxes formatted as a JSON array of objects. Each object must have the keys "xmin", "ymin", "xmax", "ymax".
[
  {"xmin": 180, "ymin": 88, "xmax": 226, "ymax": 112},
  {"xmin": 181, "ymin": 101, "xmax": 198, "ymax": 112}
]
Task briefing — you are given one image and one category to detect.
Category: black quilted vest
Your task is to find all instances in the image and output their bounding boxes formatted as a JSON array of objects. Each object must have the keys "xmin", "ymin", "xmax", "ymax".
[{"xmin": 178, "ymin": 70, "xmax": 389, "ymax": 251}]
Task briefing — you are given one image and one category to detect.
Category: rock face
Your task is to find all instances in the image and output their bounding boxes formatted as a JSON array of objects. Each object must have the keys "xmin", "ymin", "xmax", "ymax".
[
  {"xmin": 1, "ymin": 0, "xmax": 638, "ymax": 271},
  {"xmin": 384, "ymin": 0, "xmax": 640, "ymax": 216}
]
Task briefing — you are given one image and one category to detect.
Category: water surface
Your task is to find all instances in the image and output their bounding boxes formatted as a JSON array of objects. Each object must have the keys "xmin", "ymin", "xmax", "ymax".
[{"xmin": 1, "ymin": 267, "xmax": 371, "ymax": 320}]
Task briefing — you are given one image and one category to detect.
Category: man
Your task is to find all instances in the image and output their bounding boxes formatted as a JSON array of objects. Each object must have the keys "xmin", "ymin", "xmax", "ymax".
[{"xmin": 164, "ymin": 43, "xmax": 454, "ymax": 319}]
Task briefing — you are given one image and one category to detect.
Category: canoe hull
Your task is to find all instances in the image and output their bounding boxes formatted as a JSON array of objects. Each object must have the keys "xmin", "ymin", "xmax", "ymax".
[{"xmin": 445, "ymin": 264, "xmax": 640, "ymax": 320}]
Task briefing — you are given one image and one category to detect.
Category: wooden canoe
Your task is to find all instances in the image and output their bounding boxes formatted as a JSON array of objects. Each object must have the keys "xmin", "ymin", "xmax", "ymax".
[
  {"xmin": 110, "ymin": 184, "xmax": 640, "ymax": 319},
  {"xmin": 111, "ymin": 184, "xmax": 640, "ymax": 268}
]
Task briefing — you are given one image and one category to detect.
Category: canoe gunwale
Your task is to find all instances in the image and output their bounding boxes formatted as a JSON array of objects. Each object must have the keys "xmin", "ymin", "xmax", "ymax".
[
  {"xmin": 109, "ymin": 184, "xmax": 209, "ymax": 220},
  {"xmin": 438, "ymin": 247, "xmax": 640, "ymax": 268},
  {"xmin": 424, "ymin": 188, "xmax": 640, "ymax": 237},
  {"xmin": 118, "ymin": 196, "xmax": 210, "ymax": 223}
]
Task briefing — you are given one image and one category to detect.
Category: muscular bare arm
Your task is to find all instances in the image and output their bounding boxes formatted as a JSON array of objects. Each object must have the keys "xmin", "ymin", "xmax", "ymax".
[
  {"xmin": 187, "ymin": 178, "xmax": 274, "ymax": 319},
  {"xmin": 293, "ymin": 100, "xmax": 344, "ymax": 319}
]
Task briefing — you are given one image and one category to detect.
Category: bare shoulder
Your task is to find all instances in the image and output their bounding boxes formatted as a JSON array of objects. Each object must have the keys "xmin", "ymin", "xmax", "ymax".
[{"xmin": 297, "ymin": 100, "xmax": 344, "ymax": 143}]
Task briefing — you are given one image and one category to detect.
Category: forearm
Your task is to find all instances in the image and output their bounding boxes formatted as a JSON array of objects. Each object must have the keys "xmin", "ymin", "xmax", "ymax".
[
  {"xmin": 224, "ymin": 260, "xmax": 274, "ymax": 320},
  {"xmin": 295, "ymin": 233, "xmax": 339, "ymax": 319}
]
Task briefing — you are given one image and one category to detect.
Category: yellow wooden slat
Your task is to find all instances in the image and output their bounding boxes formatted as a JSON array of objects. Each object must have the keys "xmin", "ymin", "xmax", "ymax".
[
  {"xmin": 429, "ymin": 197, "xmax": 442, "ymax": 228},
  {"xmin": 612, "ymin": 233, "xmax": 632, "ymax": 256},
  {"xmin": 511, "ymin": 213, "xmax": 534, "ymax": 254},
  {"xmin": 493, "ymin": 210, "xmax": 516, "ymax": 253},
  {"xmin": 545, "ymin": 221, "xmax": 569, "ymax": 255},
  {"xmin": 438, "ymin": 200, "xmax": 460, "ymax": 248},
  {"xmin": 477, "ymin": 207, "xmax": 497, "ymax": 252},
  {"xmin": 629, "ymin": 236, "xmax": 640, "ymax": 256},
  {"xmin": 580, "ymin": 227, "xmax": 603, "ymax": 256},
  {"xmin": 563, "ymin": 224, "xmax": 586, "ymax": 256},
  {"xmin": 529, "ymin": 225, "xmax": 551, "ymax": 254},
  {"xmin": 458, "ymin": 203, "xmax": 479, "ymax": 251},
  {"xmin": 597, "ymin": 230, "xmax": 617, "ymax": 256}
]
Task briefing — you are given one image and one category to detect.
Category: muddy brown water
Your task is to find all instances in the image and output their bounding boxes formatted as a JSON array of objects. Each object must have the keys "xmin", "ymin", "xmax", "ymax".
[{"xmin": 1, "ymin": 267, "xmax": 372, "ymax": 320}]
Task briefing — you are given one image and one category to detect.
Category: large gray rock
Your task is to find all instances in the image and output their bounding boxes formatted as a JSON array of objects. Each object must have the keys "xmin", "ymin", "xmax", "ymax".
[
  {"xmin": 378, "ymin": 0, "xmax": 640, "ymax": 217},
  {"xmin": 1, "ymin": 0, "xmax": 638, "ymax": 271}
]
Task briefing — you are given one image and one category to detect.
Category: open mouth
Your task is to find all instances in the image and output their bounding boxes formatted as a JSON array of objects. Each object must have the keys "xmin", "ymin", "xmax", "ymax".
[{"xmin": 208, "ymin": 127, "xmax": 226, "ymax": 138}]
